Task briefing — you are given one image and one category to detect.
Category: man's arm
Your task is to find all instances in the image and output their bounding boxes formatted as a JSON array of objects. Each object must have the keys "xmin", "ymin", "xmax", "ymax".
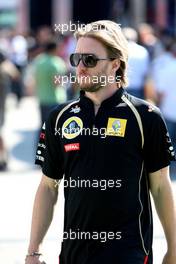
[
  {"xmin": 26, "ymin": 174, "xmax": 59, "ymax": 263},
  {"xmin": 149, "ymin": 166, "xmax": 176, "ymax": 263}
]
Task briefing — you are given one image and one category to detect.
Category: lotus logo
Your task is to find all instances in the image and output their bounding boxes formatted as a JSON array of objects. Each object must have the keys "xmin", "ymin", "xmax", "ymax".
[
  {"xmin": 62, "ymin": 116, "xmax": 83, "ymax": 139},
  {"xmin": 64, "ymin": 121, "xmax": 81, "ymax": 134}
]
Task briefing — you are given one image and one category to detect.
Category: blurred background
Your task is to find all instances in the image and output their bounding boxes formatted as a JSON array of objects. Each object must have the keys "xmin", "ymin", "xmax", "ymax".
[{"xmin": 0, "ymin": 0, "xmax": 176, "ymax": 263}]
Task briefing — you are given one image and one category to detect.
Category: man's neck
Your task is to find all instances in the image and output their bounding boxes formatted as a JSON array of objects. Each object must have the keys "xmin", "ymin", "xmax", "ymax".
[{"xmin": 85, "ymin": 84, "xmax": 120, "ymax": 106}]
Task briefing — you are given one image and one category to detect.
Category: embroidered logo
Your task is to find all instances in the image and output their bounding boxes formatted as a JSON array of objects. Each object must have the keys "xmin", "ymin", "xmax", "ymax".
[
  {"xmin": 64, "ymin": 143, "xmax": 80, "ymax": 152},
  {"xmin": 106, "ymin": 118, "xmax": 127, "ymax": 137},
  {"xmin": 62, "ymin": 116, "xmax": 83, "ymax": 139},
  {"xmin": 70, "ymin": 105, "xmax": 81, "ymax": 114}
]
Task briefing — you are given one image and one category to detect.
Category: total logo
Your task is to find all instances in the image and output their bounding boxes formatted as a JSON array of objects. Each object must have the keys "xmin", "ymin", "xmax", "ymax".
[
  {"xmin": 64, "ymin": 143, "xmax": 80, "ymax": 152},
  {"xmin": 62, "ymin": 116, "xmax": 83, "ymax": 139}
]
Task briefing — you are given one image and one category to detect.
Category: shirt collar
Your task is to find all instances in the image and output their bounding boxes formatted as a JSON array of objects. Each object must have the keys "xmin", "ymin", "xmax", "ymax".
[{"xmin": 79, "ymin": 87, "xmax": 125, "ymax": 108}]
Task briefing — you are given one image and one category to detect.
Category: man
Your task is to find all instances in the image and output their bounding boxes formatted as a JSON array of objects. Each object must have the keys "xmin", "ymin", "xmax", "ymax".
[
  {"xmin": 152, "ymin": 41, "xmax": 176, "ymax": 155},
  {"xmin": 0, "ymin": 51, "xmax": 8, "ymax": 171},
  {"xmin": 26, "ymin": 20, "xmax": 176, "ymax": 264},
  {"xmin": 123, "ymin": 27, "xmax": 150, "ymax": 99},
  {"xmin": 32, "ymin": 40, "xmax": 67, "ymax": 125}
]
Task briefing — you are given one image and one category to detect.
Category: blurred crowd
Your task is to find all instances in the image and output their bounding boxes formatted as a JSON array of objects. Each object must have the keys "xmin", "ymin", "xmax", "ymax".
[{"xmin": 0, "ymin": 24, "xmax": 176, "ymax": 171}]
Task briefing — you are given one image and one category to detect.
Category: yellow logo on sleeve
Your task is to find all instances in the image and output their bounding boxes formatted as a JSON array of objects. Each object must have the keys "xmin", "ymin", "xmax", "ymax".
[{"xmin": 106, "ymin": 118, "xmax": 127, "ymax": 137}]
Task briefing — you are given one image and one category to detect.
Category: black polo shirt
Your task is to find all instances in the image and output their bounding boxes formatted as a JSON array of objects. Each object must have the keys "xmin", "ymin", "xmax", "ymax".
[{"xmin": 35, "ymin": 87, "xmax": 175, "ymax": 264}]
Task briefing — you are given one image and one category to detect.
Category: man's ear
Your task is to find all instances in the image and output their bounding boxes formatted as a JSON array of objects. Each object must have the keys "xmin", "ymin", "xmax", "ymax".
[{"xmin": 112, "ymin": 59, "xmax": 120, "ymax": 72}]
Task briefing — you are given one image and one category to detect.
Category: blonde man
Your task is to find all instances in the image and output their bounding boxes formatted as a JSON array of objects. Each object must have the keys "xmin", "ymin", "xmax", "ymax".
[{"xmin": 26, "ymin": 20, "xmax": 176, "ymax": 264}]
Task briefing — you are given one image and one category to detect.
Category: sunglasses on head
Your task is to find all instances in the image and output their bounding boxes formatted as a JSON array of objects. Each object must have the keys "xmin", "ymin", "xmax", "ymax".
[{"xmin": 70, "ymin": 53, "xmax": 116, "ymax": 68}]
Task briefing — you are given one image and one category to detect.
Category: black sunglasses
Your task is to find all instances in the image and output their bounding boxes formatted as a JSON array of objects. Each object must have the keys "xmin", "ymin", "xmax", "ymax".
[{"xmin": 70, "ymin": 53, "xmax": 116, "ymax": 68}]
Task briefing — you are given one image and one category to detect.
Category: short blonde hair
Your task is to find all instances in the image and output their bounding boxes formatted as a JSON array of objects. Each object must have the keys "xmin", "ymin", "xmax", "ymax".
[{"xmin": 74, "ymin": 20, "xmax": 129, "ymax": 87}]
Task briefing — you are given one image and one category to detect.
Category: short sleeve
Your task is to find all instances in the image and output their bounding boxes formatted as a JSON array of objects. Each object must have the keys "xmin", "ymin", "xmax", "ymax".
[
  {"xmin": 143, "ymin": 110, "xmax": 176, "ymax": 173},
  {"xmin": 35, "ymin": 111, "xmax": 64, "ymax": 179}
]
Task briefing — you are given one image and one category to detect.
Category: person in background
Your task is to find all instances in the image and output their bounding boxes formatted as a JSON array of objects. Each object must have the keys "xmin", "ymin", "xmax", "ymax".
[
  {"xmin": 0, "ymin": 52, "xmax": 8, "ymax": 171},
  {"xmin": 123, "ymin": 27, "xmax": 150, "ymax": 99},
  {"xmin": 0, "ymin": 49, "xmax": 21, "ymax": 171},
  {"xmin": 6, "ymin": 30, "xmax": 27, "ymax": 102},
  {"xmin": 151, "ymin": 41, "xmax": 176, "ymax": 159},
  {"xmin": 137, "ymin": 23, "xmax": 163, "ymax": 60},
  {"xmin": 31, "ymin": 40, "xmax": 67, "ymax": 125}
]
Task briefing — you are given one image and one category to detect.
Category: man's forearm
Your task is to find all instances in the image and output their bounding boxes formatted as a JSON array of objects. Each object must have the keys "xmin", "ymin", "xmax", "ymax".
[
  {"xmin": 28, "ymin": 182, "xmax": 58, "ymax": 253},
  {"xmin": 152, "ymin": 181, "xmax": 176, "ymax": 253}
]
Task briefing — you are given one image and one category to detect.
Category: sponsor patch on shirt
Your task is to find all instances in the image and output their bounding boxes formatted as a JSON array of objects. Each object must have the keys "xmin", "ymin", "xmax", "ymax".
[
  {"xmin": 62, "ymin": 116, "xmax": 83, "ymax": 139},
  {"xmin": 148, "ymin": 104, "xmax": 155, "ymax": 112},
  {"xmin": 35, "ymin": 122, "xmax": 46, "ymax": 165},
  {"xmin": 106, "ymin": 118, "xmax": 127, "ymax": 137},
  {"xmin": 64, "ymin": 143, "xmax": 80, "ymax": 152},
  {"xmin": 166, "ymin": 132, "xmax": 176, "ymax": 159},
  {"xmin": 40, "ymin": 132, "xmax": 45, "ymax": 139},
  {"xmin": 70, "ymin": 105, "xmax": 81, "ymax": 114}
]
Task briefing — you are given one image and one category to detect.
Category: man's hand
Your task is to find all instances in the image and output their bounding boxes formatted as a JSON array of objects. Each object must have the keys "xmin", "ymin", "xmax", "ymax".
[
  {"xmin": 26, "ymin": 175, "xmax": 59, "ymax": 264},
  {"xmin": 149, "ymin": 167, "xmax": 176, "ymax": 264},
  {"xmin": 162, "ymin": 251, "xmax": 176, "ymax": 264}
]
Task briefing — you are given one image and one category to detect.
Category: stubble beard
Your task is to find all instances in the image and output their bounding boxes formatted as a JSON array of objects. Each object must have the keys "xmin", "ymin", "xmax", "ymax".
[{"xmin": 75, "ymin": 67, "xmax": 108, "ymax": 93}]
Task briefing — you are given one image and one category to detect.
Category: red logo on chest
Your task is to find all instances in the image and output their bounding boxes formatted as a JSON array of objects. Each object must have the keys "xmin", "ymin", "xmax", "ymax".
[{"xmin": 64, "ymin": 143, "xmax": 80, "ymax": 152}]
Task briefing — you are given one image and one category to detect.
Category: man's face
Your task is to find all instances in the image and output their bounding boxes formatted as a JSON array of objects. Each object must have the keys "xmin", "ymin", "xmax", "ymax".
[{"xmin": 74, "ymin": 37, "xmax": 114, "ymax": 92}]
